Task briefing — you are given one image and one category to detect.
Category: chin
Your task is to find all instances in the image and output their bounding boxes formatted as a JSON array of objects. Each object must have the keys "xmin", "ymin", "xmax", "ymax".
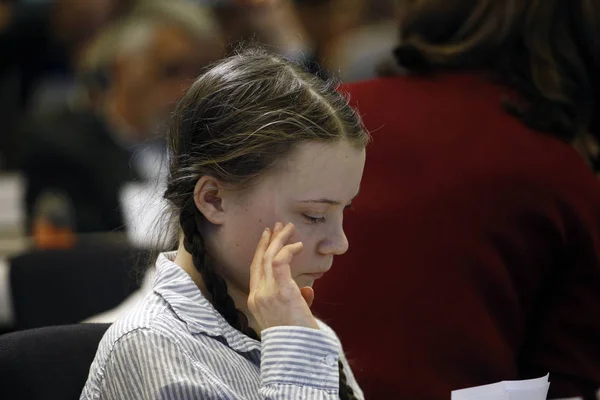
[{"xmin": 294, "ymin": 275, "xmax": 317, "ymax": 289}]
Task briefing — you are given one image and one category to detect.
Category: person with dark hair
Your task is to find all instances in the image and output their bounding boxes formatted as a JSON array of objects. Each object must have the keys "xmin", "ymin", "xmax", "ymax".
[
  {"xmin": 211, "ymin": 0, "xmax": 327, "ymax": 78},
  {"xmin": 0, "ymin": 0, "xmax": 135, "ymax": 169},
  {"xmin": 81, "ymin": 49, "xmax": 368, "ymax": 400},
  {"xmin": 17, "ymin": 1, "xmax": 224, "ymax": 235},
  {"xmin": 311, "ymin": 0, "xmax": 600, "ymax": 399}
]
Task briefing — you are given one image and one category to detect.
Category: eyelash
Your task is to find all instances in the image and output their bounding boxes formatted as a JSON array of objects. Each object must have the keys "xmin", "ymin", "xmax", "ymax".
[
  {"xmin": 302, "ymin": 214, "xmax": 326, "ymax": 224},
  {"xmin": 302, "ymin": 204, "xmax": 354, "ymax": 225}
]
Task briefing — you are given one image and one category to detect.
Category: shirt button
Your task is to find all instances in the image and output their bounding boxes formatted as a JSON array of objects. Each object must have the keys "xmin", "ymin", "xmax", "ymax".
[{"xmin": 324, "ymin": 354, "xmax": 337, "ymax": 367}]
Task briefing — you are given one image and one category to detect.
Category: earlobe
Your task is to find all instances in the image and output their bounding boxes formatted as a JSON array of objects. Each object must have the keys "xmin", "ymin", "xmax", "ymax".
[{"xmin": 193, "ymin": 176, "xmax": 225, "ymax": 225}]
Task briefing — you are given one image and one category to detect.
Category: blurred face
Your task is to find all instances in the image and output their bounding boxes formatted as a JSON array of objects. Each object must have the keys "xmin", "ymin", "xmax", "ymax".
[
  {"xmin": 56, "ymin": 0, "xmax": 125, "ymax": 52},
  {"xmin": 207, "ymin": 140, "xmax": 365, "ymax": 295},
  {"xmin": 113, "ymin": 24, "xmax": 223, "ymax": 138}
]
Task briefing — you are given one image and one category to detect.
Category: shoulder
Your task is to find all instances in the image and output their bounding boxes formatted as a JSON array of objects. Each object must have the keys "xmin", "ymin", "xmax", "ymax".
[
  {"xmin": 19, "ymin": 109, "xmax": 126, "ymax": 180},
  {"xmin": 344, "ymin": 75, "xmax": 600, "ymax": 207},
  {"xmin": 340, "ymin": 74, "xmax": 489, "ymax": 102},
  {"xmin": 19, "ymin": 109, "xmax": 98, "ymax": 162},
  {"xmin": 83, "ymin": 326, "xmax": 219, "ymax": 400},
  {"xmin": 85, "ymin": 294, "xmax": 170, "ymax": 382},
  {"xmin": 83, "ymin": 294, "xmax": 219, "ymax": 398},
  {"xmin": 83, "ymin": 299, "xmax": 240, "ymax": 399}
]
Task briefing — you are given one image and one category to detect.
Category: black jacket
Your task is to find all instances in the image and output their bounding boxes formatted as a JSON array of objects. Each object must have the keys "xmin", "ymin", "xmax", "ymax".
[{"xmin": 18, "ymin": 107, "xmax": 140, "ymax": 233}]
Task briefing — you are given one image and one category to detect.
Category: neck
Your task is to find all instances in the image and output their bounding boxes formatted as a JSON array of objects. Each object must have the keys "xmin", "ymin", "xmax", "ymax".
[{"xmin": 173, "ymin": 243, "xmax": 261, "ymax": 337}]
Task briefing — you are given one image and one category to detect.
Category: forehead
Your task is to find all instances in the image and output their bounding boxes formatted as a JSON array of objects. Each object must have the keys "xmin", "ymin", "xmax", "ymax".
[{"xmin": 258, "ymin": 141, "xmax": 365, "ymax": 200}]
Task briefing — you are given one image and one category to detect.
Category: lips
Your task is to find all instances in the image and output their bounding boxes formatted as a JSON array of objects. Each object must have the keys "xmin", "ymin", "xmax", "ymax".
[{"xmin": 304, "ymin": 261, "xmax": 332, "ymax": 279}]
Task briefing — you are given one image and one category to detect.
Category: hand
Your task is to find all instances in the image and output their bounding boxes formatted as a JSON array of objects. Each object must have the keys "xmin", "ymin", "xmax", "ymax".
[{"xmin": 248, "ymin": 222, "xmax": 319, "ymax": 332}]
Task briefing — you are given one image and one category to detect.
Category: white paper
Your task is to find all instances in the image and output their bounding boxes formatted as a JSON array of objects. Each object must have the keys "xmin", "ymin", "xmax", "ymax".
[{"xmin": 452, "ymin": 374, "xmax": 550, "ymax": 400}]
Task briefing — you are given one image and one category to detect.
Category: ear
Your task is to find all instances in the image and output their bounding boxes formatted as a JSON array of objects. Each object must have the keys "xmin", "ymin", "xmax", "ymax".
[{"xmin": 193, "ymin": 176, "xmax": 226, "ymax": 226}]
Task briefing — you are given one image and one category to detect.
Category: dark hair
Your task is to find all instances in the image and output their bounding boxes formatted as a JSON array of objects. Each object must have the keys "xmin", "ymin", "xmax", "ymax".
[
  {"xmin": 163, "ymin": 48, "xmax": 368, "ymax": 400},
  {"xmin": 394, "ymin": 0, "xmax": 600, "ymax": 145}
]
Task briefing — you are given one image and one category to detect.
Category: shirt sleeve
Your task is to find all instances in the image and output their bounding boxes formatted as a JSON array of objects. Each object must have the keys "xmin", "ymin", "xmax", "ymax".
[
  {"xmin": 260, "ymin": 326, "xmax": 364, "ymax": 399},
  {"xmin": 320, "ymin": 322, "xmax": 365, "ymax": 400}
]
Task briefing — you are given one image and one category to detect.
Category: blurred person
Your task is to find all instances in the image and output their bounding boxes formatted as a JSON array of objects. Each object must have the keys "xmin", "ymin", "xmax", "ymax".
[
  {"xmin": 205, "ymin": 0, "xmax": 369, "ymax": 79},
  {"xmin": 16, "ymin": 0, "xmax": 224, "ymax": 235},
  {"xmin": 320, "ymin": 0, "xmax": 398, "ymax": 82},
  {"xmin": 0, "ymin": 0, "xmax": 135, "ymax": 169},
  {"xmin": 212, "ymin": 0, "xmax": 324, "ymax": 75},
  {"xmin": 293, "ymin": 0, "xmax": 367, "ymax": 75},
  {"xmin": 312, "ymin": 0, "xmax": 600, "ymax": 399},
  {"xmin": 81, "ymin": 48, "xmax": 366, "ymax": 400},
  {"xmin": 326, "ymin": 19, "xmax": 398, "ymax": 82}
]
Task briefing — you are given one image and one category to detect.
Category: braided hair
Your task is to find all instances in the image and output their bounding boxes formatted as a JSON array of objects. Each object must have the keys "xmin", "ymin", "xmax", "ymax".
[
  {"xmin": 163, "ymin": 48, "xmax": 368, "ymax": 399},
  {"xmin": 179, "ymin": 203, "xmax": 259, "ymax": 340},
  {"xmin": 178, "ymin": 202, "xmax": 357, "ymax": 398}
]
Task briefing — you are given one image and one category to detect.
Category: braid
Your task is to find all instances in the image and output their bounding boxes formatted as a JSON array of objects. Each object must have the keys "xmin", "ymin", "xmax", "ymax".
[
  {"xmin": 181, "ymin": 204, "xmax": 357, "ymax": 396},
  {"xmin": 180, "ymin": 203, "xmax": 259, "ymax": 340},
  {"xmin": 180, "ymin": 203, "xmax": 358, "ymax": 397},
  {"xmin": 339, "ymin": 360, "xmax": 358, "ymax": 400}
]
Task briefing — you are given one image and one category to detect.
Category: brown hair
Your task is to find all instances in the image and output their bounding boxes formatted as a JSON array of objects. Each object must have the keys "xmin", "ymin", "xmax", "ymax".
[
  {"xmin": 163, "ymin": 48, "xmax": 368, "ymax": 400},
  {"xmin": 394, "ymin": 0, "xmax": 600, "ymax": 143}
]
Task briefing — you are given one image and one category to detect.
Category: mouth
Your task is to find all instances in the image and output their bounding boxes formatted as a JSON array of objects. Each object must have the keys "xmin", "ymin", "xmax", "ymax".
[{"xmin": 303, "ymin": 260, "xmax": 333, "ymax": 280}]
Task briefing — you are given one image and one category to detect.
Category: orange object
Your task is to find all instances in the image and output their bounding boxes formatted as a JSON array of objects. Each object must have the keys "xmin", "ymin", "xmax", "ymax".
[{"xmin": 32, "ymin": 218, "xmax": 77, "ymax": 249}]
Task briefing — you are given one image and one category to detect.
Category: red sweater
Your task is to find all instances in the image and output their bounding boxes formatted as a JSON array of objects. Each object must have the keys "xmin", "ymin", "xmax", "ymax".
[{"xmin": 313, "ymin": 74, "xmax": 600, "ymax": 399}]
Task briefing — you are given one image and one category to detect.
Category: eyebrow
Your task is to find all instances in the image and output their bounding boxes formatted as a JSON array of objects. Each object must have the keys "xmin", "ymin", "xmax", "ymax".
[{"xmin": 297, "ymin": 190, "xmax": 360, "ymax": 206}]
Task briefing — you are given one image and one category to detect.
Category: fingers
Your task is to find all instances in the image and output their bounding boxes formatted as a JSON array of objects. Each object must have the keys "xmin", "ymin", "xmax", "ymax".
[
  {"xmin": 271, "ymin": 242, "xmax": 303, "ymax": 283},
  {"xmin": 249, "ymin": 227, "xmax": 272, "ymax": 292},
  {"xmin": 262, "ymin": 222, "xmax": 295, "ymax": 280},
  {"xmin": 247, "ymin": 222, "xmax": 318, "ymax": 332}
]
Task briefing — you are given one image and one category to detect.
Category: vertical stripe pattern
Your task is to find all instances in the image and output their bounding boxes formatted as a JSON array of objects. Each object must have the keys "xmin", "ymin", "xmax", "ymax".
[{"xmin": 80, "ymin": 252, "xmax": 364, "ymax": 400}]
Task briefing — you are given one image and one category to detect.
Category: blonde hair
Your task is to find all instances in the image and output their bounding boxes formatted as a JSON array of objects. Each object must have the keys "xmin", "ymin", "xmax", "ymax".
[{"xmin": 77, "ymin": 0, "xmax": 222, "ymax": 103}]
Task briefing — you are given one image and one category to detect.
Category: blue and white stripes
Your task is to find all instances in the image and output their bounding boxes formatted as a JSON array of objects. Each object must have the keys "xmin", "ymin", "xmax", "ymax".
[
  {"xmin": 80, "ymin": 252, "xmax": 363, "ymax": 400},
  {"xmin": 261, "ymin": 327, "xmax": 341, "ymax": 391}
]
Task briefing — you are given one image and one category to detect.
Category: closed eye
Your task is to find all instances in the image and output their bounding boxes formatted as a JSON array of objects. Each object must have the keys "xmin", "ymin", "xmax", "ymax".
[
  {"xmin": 302, "ymin": 203, "xmax": 353, "ymax": 224},
  {"xmin": 302, "ymin": 214, "xmax": 326, "ymax": 224}
]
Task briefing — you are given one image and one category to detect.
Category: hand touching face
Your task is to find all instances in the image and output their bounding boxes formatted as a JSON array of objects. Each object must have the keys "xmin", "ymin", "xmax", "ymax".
[{"xmin": 205, "ymin": 140, "xmax": 365, "ymax": 297}]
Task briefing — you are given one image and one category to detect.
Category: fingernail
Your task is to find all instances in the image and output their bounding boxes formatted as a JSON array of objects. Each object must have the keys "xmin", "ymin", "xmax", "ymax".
[
  {"xmin": 274, "ymin": 222, "xmax": 282, "ymax": 231},
  {"xmin": 263, "ymin": 228, "xmax": 270, "ymax": 236}
]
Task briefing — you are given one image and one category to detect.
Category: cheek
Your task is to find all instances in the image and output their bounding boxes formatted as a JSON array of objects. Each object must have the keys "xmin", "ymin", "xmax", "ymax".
[
  {"xmin": 221, "ymin": 199, "xmax": 321, "ymax": 281},
  {"xmin": 288, "ymin": 227, "xmax": 317, "ymax": 272},
  {"xmin": 225, "ymin": 206, "xmax": 280, "ymax": 266}
]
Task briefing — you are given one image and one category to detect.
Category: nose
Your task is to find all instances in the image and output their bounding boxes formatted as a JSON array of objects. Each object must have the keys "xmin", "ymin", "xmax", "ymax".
[{"xmin": 318, "ymin": 225, "xmax": 349, "ymax": 256}]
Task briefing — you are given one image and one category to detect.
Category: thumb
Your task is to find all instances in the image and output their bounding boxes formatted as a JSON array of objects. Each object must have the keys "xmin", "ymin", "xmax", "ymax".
[{"xmin": 300, "ymin": 286, "xmax": 315, "ymax": 308}]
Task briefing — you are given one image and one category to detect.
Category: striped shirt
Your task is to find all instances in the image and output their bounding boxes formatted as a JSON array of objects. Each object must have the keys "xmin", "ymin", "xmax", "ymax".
[{"xmin": 81, "ymin": 252, "xmax": 363, "ymax": 399}]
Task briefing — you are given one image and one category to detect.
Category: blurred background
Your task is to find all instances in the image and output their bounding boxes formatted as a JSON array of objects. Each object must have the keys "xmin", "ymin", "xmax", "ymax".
[
  {"xmin": 0, "ymin": 0, "xmax": 396, "ymax": 333},
  {"xmin": 1, "ymin": 2, "xmax": 600, "ymax": 400}
]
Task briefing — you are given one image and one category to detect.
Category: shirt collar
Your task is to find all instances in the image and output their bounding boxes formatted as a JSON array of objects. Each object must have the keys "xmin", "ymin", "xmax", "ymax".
[{"xmin": 153, "ymin": 252, "xmax": 261, "ymax": 354}]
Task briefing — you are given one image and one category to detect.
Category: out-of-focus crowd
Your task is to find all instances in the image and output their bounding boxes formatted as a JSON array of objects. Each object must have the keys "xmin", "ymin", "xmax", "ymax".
[
  {"xmin": 0, "ymin": 0, "xmax": 396, "ymax": 245},
  {"xmin": 1, "ymin": 2, "xmax": 600, "ymax": 400}
]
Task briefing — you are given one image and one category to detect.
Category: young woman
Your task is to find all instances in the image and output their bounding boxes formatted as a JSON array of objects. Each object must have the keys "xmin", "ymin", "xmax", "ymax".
[{"xmin": 80, "ymin": 49, "xmax": 368, "ymax": 399}]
